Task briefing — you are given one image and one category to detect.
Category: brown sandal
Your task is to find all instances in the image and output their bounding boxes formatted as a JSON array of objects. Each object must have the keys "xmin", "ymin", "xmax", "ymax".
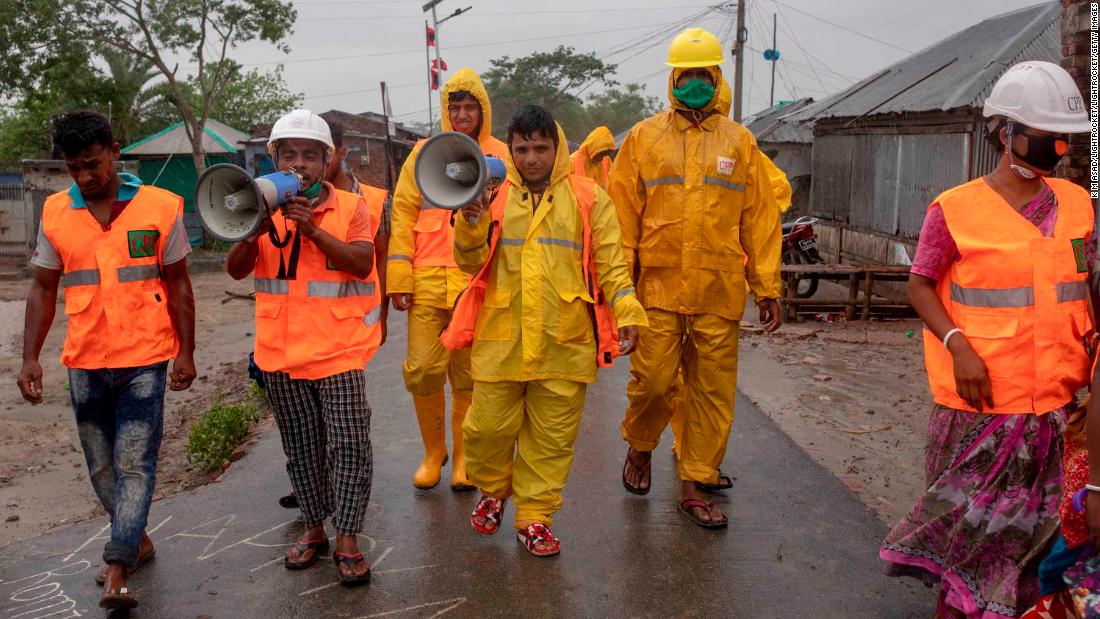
[
  {"xmin": 678, "ymin": 499, "xmax": 728, "ymax": 529},
  {"xmin": 285, "ymin": 537, "xmax": 330, "ymax": 570},
  {"xmin": 622, "ymin": 448, "xmax": 651, "ymax": 495}
]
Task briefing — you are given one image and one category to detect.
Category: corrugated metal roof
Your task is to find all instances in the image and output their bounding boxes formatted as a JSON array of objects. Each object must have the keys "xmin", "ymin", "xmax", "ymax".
[
  {"xmin": 743, "ymin": 98, "xmax": 816, "ymax": 143},
  {"xmin": 122, "ymin": 119, "xmax": 250, "ymax": 156},
  {"xmin": 786, "ymin": 1, "xmax": 1061, "ymax": 123}
]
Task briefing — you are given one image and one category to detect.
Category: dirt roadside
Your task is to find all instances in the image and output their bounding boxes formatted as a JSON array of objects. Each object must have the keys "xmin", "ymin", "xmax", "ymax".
[{"xmin": 0, "ymin": 268, "xmax": 259, "ymax": 546}]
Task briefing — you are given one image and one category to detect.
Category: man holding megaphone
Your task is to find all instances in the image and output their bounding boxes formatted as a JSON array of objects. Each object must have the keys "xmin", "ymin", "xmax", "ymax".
[
  {"xmin": 226, "ymin": 109, "xmax": 377, "ymax": 585},
  {"xmin": 388, "ymin": 68, "xmax": 508, "ymax": 492},
  {"xmin": 443, "ymin": 106, "xmax": 646, "ymax": 557}
]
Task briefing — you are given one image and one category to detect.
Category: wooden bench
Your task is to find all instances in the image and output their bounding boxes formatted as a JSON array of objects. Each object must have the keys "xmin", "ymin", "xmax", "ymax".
[{"xmin": 780, "ymin": 264, "xmax": 912, "ymax": 321}]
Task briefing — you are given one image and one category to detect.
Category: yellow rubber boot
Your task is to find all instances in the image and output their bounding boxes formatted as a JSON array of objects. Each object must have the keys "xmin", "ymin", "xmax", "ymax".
[
  {"xmin": 450, "ymin": 392, "xmax": 475, "ymax": 491},
  {"xmin": 412, "ymin": 392, "xmax": 449, "ymax": 489}
]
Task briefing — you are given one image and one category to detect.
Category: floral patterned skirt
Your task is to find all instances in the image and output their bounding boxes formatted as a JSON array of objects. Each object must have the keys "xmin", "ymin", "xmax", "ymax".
[{"xmin": 880, "ymin": 405, "xmax": 1069, "ymax": 618}]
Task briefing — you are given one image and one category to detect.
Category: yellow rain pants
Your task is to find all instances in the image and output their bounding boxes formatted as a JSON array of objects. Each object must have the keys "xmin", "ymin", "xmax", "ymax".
[
  {"xmin": 621, "ymin": 309, "xmax": 740, "ymax": 484},
  {"xmin": 463, "ymin": 379, "xmax": 587, "ymax": 529}
]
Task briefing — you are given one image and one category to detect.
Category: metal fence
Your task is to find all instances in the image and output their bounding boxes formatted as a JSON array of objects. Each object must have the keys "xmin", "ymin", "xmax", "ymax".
[{"xmin": 811, "ymin": 132, "xmax": 970, "ymax": 239}]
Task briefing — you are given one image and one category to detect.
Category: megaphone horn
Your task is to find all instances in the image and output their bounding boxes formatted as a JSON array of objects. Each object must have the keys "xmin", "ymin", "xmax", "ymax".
[
  {"xmin": 194, "ymin": 164, "xmax": 304, "ymax": 243},
  {"xmin": 414, "ymin": 131, "xmax": 507, "ymax": 212}
]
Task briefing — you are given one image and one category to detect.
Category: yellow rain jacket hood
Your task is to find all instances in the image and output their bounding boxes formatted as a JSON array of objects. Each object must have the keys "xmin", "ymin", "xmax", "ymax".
[
  {"xmin": 607, "ymin": 66, "xmax": 783, "ymax": 320},
  {"xmin": 453, "ymin": 123, "xmax": 646, "ymax": 383},
  {"xmin": 387, "ymin": 67, "xmax": 508, "ymax": 308},
  {"xmin": 569, "ymin": 126, "xmax": 616, "ymax": 188}
]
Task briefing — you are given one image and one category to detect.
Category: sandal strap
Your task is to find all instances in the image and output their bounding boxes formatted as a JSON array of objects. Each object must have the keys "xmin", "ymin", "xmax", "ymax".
[
  {"xmin": 334, "ymin": 552, "xmax": 364, "ymax": 560},
  {"xmin": 680, "ymin": 499, "xmax": 710, "ymax": 510}
]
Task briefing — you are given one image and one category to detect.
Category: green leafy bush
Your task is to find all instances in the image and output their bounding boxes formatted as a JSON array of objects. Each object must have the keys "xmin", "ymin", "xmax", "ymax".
[{"xmin": 186, "ymin": 402, "xmax": 261, "ymax": 471}]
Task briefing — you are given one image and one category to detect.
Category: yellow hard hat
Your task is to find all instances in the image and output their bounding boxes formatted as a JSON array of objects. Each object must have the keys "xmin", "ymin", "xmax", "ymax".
[{"xmin": 665, "ymin": 27, "xmax": 725, "ymax": 68}]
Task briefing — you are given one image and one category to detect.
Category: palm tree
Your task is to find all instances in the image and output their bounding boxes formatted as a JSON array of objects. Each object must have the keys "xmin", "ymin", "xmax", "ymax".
[{"xmin": 99, "ymin": 48, "xmax": 161, "ymax": 145}]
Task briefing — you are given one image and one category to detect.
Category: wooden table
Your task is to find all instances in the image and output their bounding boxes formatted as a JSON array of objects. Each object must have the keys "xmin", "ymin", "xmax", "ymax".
[{"xmin": 780, "ymin": 264, "xmax": 912, "ymax": 321}]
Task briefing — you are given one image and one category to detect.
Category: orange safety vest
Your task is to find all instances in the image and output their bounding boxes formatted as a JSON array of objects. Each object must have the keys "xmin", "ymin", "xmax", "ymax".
[
  {"xmin": 923, "ymin": 177, "xmax": 1095, "ymax": 414},
  {"xmin": 253, "ymin": 188, "xmax": 381, "ymax": 379},
  {"xmin": 441, "ymin": 175, "xmax": 621, "ymax": 368},
  {"xmin": 41, "ymin": 185, "xmax": 183, "ymax": 369},
  {"xmin": 410, "ymin": 138, "xmax": 509, "ymax": 269},
  {"xmin": 571, "ymin": 152, "xmax": 611, "ymax": 187},
  {"xmin": 355, "ymin": 182, "xmax": 388, "ymax": 365}
]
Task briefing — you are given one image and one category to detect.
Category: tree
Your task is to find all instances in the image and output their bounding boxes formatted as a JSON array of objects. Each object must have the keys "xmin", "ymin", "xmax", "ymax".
[
  {"xmin": 139, "ymin": 64, "xmax": 302, "ymax": 138},
  {"xmin": 98, "ymin": 48, "xmax": 161, "ymax": 145},
  {"xmin": 583, "ymin": 83, "xmax": 661, "ymax": 137},
  {"xmin": 76, "ymin": 0, "xmax": 297, "ymax": 174},
  {"xmin": 482, "ymin": 46, "xmax": 661, "ymax": 145},
  {"xmin": 483, "ymin": 46, "xmax": 618, "ymax": 141}
]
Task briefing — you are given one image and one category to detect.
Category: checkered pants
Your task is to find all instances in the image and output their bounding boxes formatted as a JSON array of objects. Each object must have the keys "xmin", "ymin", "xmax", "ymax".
[{"xmin": 263, "ymin": 369, "xmax": 372, "ymax": 535}]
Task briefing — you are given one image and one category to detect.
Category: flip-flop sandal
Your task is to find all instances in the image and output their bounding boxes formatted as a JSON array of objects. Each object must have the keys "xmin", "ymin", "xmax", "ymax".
[
  {"xmin": 95, "ymin": 550, "xmax": 156, "ymax": 586},
  {"xmin": 279, "ymin": 492, "xmax": 299, "ymax": 509},
  {"xmin": 622, "ymin": 449, "xmax": 651, "ymax": 496},
  {"xmin": 470, "ymin": 496, "xmax": 507, "ymax": 535},
  {"xmin": 284, "ymin": 538, "xmax": 330, "ymax": 570},
  {"xmin": 679, "ymin": 499, "xmax": 728, "ymax": 529},
  {"xmin": 699, "ymin": 472, "xmax": 734, "ymax": 493},
  {"xmin": 516, "ymin": 523, "xmax": 561, "ymax": 557},
  {"xmin": 99, "ymin": 586, "xmax": 138, "ymax": 610},
  {"xmin": 333, "ymin": 552, "xmax": 371, "ymax": 586}
]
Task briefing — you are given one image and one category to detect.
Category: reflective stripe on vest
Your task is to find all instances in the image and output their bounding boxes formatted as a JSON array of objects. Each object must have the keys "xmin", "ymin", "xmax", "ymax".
[
  {"xmin": 950, "ymin": 284, "xmax": 1034, "ymax": 308},
  {"xmin": 388, "ymin": 254, "xmax": 413, "ymax": 262},
  {"xmin": 117, "ymin": 264, "xmax": 160, "ymax": 283},
  {"xmin": 307, "ymin": 280, "xmax": 376, "ymax": 298},
  {"xmin": 63, "ymin": 269, "xmax": 101, "ymax": 288},
  {"xmin": 1058, "ymin": 281, "xmax": 1089, "ymax": 303},
  {"xmin": 255, "ymin": 278, "xmax": 290, "ymax": 295}
]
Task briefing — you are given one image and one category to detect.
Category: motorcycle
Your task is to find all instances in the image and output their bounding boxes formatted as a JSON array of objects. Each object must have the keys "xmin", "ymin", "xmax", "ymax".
[{"xmin": 781, "ymin": 216, "xmax": 825, "ymax": 298}]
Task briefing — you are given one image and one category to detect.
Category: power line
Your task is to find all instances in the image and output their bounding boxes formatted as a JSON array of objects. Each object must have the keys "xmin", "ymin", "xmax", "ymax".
[
  {"xmin": 770, "ymin": 4, "xmax": 828, "ymax": 95},
  {"xmin": 298, "ymin": 5, "xmax": 718, "ymax": 21},
  {"xmin": 769, "ymin": 0, "xmax": 912, "ymax": 54}
]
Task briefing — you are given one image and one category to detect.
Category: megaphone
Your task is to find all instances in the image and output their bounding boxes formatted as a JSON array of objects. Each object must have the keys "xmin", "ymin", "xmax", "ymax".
[
  {"xmin": 414, "ymin": 131, "xmax": 507, "ymax": 219},
  {"xmin": 195, "ymin": 163, "xmax": 305, "ymax": 242}
]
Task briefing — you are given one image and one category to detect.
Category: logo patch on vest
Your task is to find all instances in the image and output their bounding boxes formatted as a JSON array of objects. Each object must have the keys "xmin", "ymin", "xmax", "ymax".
[
  {"xmin": 716, "ymin": 156, "xmax": 736, "ymax": 176},
  {"xmin": 128, "ymin": 230, "xmax": 160, "ymax": 259},
  {"xmin": 1072, "ymin": 238, "xmax": 1089, "ymax": 273}
]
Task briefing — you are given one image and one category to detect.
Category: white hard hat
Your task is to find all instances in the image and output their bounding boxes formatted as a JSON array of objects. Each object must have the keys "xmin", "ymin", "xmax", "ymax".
[
  {"xmin": 983, "ymin": 61, "xmax": 1091, "ymax": 133},
  {"xmin": 267, "ymin": 109, "xmax": 335, "ymax": 156}
]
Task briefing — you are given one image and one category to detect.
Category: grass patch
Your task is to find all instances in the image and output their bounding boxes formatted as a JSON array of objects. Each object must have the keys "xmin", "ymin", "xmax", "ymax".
[{"xmin": 186, "ymin": 386, "xmax": 268, "ymax": 471}]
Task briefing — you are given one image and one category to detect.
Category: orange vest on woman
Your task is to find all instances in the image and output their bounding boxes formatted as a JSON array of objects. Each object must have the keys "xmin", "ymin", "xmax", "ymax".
[
  {"xmin": 253, "ymin": 188, "xmax": 381, "ymax": 379},
  {"xmin": 923, "ymin": 177, "xmax": 1094, "ymax": 414},
  {"xmin": 441, "ymin": 175, "xmax": 621, "ymax": 367},
  {"xmin": 41, "ymin": 185, "xmax": 182, "ymax": 369}
]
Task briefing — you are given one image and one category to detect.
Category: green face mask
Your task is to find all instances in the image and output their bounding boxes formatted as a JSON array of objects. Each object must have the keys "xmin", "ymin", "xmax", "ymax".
[
  {"xmin": 301, "ymin": 179, "xmax": 323, "ymax": 200},
  {"xmin": 673, "ymin": 79, "xmax": 716, "ymax": 110}
]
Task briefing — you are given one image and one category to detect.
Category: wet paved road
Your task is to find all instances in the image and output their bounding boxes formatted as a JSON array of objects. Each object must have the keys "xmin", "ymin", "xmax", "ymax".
[{"xmin": 0, "ymin": 314, "xmax": 933, "ymax": 618}]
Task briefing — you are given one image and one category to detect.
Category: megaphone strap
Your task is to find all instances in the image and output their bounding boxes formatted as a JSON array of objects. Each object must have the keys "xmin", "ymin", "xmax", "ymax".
[{"xmin": 271, "ymin": 228, "xmax": 302, "ymax": 280}]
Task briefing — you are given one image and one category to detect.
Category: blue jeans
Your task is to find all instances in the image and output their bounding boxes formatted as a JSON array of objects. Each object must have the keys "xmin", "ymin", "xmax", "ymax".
[{"xmin": 68, "ymin": 361, "xmax": 167, "ymax": 567}]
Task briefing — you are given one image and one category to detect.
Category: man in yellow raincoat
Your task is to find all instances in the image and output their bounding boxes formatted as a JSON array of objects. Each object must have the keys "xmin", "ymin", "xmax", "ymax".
[
  {"xmin": 613, "ymin": 28, "xmax": 783, "ymax": 529},
  {"xmin": 453, "ymin": 106, "xmax": 646, "ymax": 556},
  {"xmin": 569, "ymin": 126, "xmax": 616, "ymax": 187},
  {"xmin": 667, "ymin": 79, "xmax": 792, "ymax": 467},
  {"xmin": 388, "ymin": 68, "xmax": 508, "ymax": 491}
]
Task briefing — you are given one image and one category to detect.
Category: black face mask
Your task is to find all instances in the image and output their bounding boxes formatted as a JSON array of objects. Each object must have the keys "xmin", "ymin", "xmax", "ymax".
[{"xmin": 1011, "ymin": 131, "xmax": 1069, "ymax": 172}]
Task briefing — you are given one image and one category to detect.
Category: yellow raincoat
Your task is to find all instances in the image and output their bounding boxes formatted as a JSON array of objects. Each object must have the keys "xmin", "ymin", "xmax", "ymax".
[
  {"xmin": 569, "ymin": 126, "xmax": 616, "ymax": 188},
  {"xmin": 612, "ymin": 67, "xmax": 783, "ymax": 484},
  {"xmin": 455, "ymin": 123, "xmax": 646, "ymax": 528},
  {"xmin": 715, "ymin": 80, "xmax": 793, "ymax": 213},
  {"xmin": 387, "ymin": 67, "xmax": 507, "ymax": 490}
]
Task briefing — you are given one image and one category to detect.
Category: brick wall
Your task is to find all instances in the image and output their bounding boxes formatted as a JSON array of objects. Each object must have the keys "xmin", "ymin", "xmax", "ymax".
[{"xmin": 1058, "ymin": 0, "xmax": 1094, "ymax": 189}]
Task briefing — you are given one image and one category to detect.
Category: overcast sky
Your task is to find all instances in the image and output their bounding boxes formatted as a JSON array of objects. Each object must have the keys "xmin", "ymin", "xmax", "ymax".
[{"xmin": 210, "ymin": 0, "xmax": 1051, "ymax": 129}]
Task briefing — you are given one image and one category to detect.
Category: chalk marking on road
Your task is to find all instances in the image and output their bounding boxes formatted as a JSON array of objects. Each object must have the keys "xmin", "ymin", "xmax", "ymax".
[
  {"xmin": 0, "ymin": 560, "xmax": 90, "ymax": 619},
  {"xmin": 198, "ymin": 519, "xmax": 299, "ymax": 561},
  {"xmin": 60, "ymin": 525, "xmax": 108, "ymax": 564},
  {"xmin": 162, "ymin": 515, "xmax": 237, "ymax": 560},
  {"xmin": 297, "ymin": 546, "xmax": 392, "ymax": 596},
  {"xmin": 249, "ymin": 555, "xmax": 286, "ymax": 573},
  {"xmin": 372, "ymin": 564, "xmax": 438, "ymax": 575},
  {"xmin": 355, "ymin": 597, "xmax": 467, "ymax": 618}
]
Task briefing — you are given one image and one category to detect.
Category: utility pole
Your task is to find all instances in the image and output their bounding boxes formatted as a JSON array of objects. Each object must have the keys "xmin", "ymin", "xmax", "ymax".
[
  {"xmin": 423, "ymin": 0, "xmax": 472, "ymax": 133},
  {"xmin": 424, "ymin": 19, "xmax": 434, "ymax": 131},
  {"xmin": 380, "ymin": 81, "xmax": 396, "ymax": 194},
  {"xmin": 770, "ymin": 13, "xmax": 777, "ymax": 107},
  {"xmin": 733, "ymin": 0, "xmax": 748, "ymax": 122}
]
